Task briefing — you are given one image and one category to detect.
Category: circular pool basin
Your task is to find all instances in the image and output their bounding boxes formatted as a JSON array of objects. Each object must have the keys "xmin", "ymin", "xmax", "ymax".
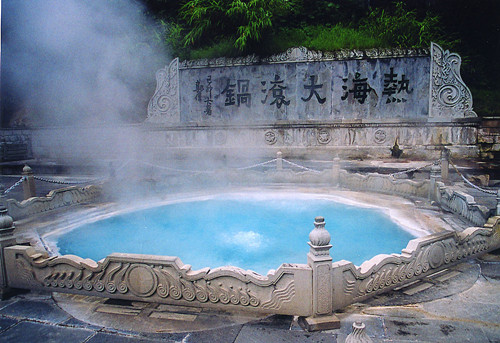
[{"xmin": 53, "ymin": 191, "xmax": 416, "ymax": 275}]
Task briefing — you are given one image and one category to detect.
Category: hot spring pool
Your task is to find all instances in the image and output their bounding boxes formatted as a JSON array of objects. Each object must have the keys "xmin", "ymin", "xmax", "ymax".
[{"xmin": 54, "ymin": 192, "xmax": 416, "ymax": 275}]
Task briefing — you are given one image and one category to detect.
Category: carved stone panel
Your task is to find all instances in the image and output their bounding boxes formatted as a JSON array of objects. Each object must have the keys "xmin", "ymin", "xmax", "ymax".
[
  {"xmin": 429, "ymin": 43, "xmax": 476, "ymax": 119},
  {"xmin": 5, "ymin": 247, "xmax": 313, "ymax": 317},
  {"xmin": 147, "ymin": 58, "xmax": 180, "ymax": 124}
]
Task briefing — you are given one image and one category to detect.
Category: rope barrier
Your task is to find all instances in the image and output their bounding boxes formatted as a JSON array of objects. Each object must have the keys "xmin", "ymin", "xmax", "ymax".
[
  {"xmin": 282, "ymin": 159, "xmax": 321, "ymax": 173},
  {"xmin": 235, "ymin": 159, "xmax": 277, "ymax": 170},
  {"xmin": 2, "ymin": 176, "xmax": 25, "ymax": 195},
  {"xmin": 33, "ymin": 175, "xmax": 105, "ymax": 185},
  {"xmin": 448, "ymin": 159, "xmax": 498, "ymax": 195},
  {"xmin": 138, "ymin": 161, "xmax": 215, "ymax": 174},
  {"xmin": 389, "ymin": 160, "xmax": 440, "ymax": 178}
]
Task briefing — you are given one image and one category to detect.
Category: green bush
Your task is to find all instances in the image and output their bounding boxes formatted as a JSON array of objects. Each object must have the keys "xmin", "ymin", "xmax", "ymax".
[
  {"xmin": 189, "ymin": 38, "xmax": 240, "ymax": 59},
  {"xmin": 360, "ymin": 2, "xmax": 445, "ymax": 49},
  {"xmin": 306, "ymin": 25, "xmax": 382, "ymax": 51}
]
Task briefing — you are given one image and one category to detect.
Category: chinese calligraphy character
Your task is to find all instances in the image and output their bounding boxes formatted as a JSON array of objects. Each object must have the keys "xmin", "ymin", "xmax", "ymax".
[
  {"xmin": 236, "ymin": 80, "xmax": 251, "ymax": 107},
  {"xmin": 261, "ymin": 74, "xmax": 290, "ymax": 109},
  {"xmin": 220, "ymin": 79, "xmax": 251, "ymax": 107},
  {"xmin": 204, "ymin": 75, "xmax": 213, "ymax": 116},
  {"xmin": 193, "ymin": 80, "xmax": 204, "ymax": 102},
  {"xmin": 221, "ymin": 79, "xmax": 236, "ymax": 106},
  {"xmin": 301, "ymin": 75, "xmax": 326, "ymax": 104},
  {"xmin": 341, "ymin": 72, "xmax": 372, "ymax": 104},
  {"xmin": 382, "ymin": 67, "xmax": 413, "ymax": 103}
]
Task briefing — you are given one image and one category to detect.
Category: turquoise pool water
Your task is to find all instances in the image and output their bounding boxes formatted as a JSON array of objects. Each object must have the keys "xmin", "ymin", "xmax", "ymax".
[{"xmin": 56, "ymin": 193, "xmax": 415, "ymax": 274}]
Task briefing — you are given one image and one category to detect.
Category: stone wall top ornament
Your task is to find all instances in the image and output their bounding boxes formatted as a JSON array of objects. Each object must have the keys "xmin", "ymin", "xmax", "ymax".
[
  {"xmin": 147, "ymin": 58, "xmax": 180, "ymax": 123},
  {"xmin": 179, "ymin": 46, "xmax": 430, "ymax": 69},
  {"xmin": 429, "ymin": 42, "xmax": 476, "ymax": 119}
]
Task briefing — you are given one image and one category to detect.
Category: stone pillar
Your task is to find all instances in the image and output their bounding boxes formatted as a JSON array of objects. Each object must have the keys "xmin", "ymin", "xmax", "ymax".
[
  {"xmin": 22, "ymin": 165, "xmax": 36, "ymax": 200},
  {"xmin": 276, "ymin": 151, "xmax": 283, "ymax": 171},
  {"xmin": 332, "ymin": 157, "xmax": 340, "ymax": 186},
  {"xmin": 429, "ymin": 164, "xmax": 441, "ymax": 202},
  {"xmin": 440, "ymin": 148, "xmax": 450, "ymax": 183},
  {"xmin": 496, "ymin": 189, "xmax": 500, "ymax": 216},
  {"xmin": 0, "ymin": 184, "xmax": 5, "ymax": 208},
  {"xmin": 0, "ymin": 205, "xmax": 16, "ymax": 298},
  {"xmin": 298, "ymin": 217, "xmax": 339, "ymax": 331}
]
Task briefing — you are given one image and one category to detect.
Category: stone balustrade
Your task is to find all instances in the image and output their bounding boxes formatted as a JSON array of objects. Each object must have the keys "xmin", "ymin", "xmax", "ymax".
[
  {"xmin": 434, "ymin": 182, "xmax": 491, "ymax": 227},
  {"xmin": 1, "ymin": 153, "xmax": 499, "ymax": 327},
  {"xmin": 5, "ymin": 185, "xmax": 102, "ymax": 220}
]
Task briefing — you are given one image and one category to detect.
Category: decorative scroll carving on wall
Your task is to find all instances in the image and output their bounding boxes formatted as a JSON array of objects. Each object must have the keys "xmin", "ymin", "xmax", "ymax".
[
  {"xmin": 429, "ymin": 42, "xmax": 476, "ymax": 119},
  {"xmin": 147, "ymin": 58, "xmax": 180, "ymax": 123},
  {"xmin": 6, "ymin": 247, "xmax": 310, "ymax": 316}
]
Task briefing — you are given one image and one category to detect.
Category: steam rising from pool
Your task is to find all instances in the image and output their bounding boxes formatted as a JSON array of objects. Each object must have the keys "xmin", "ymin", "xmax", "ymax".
[
  {"xmin": 51, "ymin": 192, "xmax": 417, "ymax": 275},
  {"xmin": 227, "ymin": 231, "xmax": 264, "ymax": 250}
]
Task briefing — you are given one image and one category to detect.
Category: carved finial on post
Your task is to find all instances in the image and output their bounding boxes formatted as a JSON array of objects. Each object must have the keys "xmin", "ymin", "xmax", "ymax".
[
  {"xmin": 345, "ymin": 322, "xmax": 374, "ymax": 343},
  {"xmin": 309, "ymin": 216, "xmax": 331, "ymax": 249},
  {"xmin": 22, "ymin": 165, "xmax": 36, "ymax": 200},
  {"xmin": 298, "ymin": 216, "xmax": 339, "ymax": 331},
  {"xmin": 0, "ymin": 204, "xmax": 16, "ymax": 298},
  {"xmin": 276, "ymin": 151, "xmax": 283, "ymax": 170}
]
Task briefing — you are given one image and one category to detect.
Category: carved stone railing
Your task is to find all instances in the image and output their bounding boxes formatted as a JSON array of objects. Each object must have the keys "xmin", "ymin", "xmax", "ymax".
[
  {"xmin": 2, "ymin": 214, "xmax": 499, "ymax": 323},
  {"xmin": 5, "ymin": 185, "xmax": 102, "ymax": 220},
  {"xmin": 5, "ymin": 247, "xmax": 313, "ymax": 316},
  {"xmin": 434, "ymin": 182, "xmax": 491, "ymax": 227},
  {"xmin": 339, "ymin": 170, "xmax": 429, "ymax": 198},
  {"xmin": 331, "ymin": 216, "xmax": 500, "ymax": 310}
]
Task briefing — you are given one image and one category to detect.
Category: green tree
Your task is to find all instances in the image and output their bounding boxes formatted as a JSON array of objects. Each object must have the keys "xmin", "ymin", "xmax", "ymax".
[
  {"xmin": 360, "ymin": 2, "xmax": 445, "ymax": 48},
  {"xmin": 181, "ymin": 0, "xmax": 290, "ymax": 51}
]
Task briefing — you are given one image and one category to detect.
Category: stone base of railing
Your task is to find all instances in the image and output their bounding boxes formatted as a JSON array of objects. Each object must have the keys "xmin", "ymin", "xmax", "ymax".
[{"xmin": 298, "ymin": 314, "xmax": 341, "ymax": 332}]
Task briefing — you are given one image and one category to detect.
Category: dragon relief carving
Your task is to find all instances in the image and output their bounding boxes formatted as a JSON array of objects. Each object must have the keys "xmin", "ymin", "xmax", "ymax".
[
  {"xmin": 9, "ymin": 247, "xmax": 299, "ymax": 312},
  {"xmin": 430, "ymin": 42, "xmax": 476, "ymax": 118}
]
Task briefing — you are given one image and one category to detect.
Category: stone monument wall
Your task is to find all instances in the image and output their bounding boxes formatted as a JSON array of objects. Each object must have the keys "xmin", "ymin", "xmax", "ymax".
[{"xmin": 146, "ymin": 43, "xmax": 479, "ymax": 159}]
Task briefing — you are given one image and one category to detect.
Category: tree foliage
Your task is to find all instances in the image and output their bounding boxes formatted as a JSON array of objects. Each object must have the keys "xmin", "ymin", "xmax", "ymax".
[
  {"xmin": 360, "ymin": 2, "xmax": 446, "ymax": 49},
  {"xmin": 180, "ymin": 0, "xmax": 290, "ymax": 51}
]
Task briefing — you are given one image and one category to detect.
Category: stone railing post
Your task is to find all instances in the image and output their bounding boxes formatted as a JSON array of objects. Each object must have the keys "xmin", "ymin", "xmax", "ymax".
[
  {"xmin": 429, "ymin": 164, "xmax": 441, "ymax": 202},
  {"xmin": 276, "ymin": 151, "xmax": 283, "ymax": 171},
  {"xmin": 0, "ymin": 184, "xmax": 5, "ymax": 209},
  {"xmin": 0, "ymin": 205, "xmax": 16, "ymax": 298},
  {"xmin": 299, "ymin": 216, "xmax": 339, "ymax": 331},
  {"xmin": 440, "ymin": 148, "xmax": 450, "ymax": 183},
  {"xmin": 332, "ymin": 157, "xmax": 340, "ymax": 186},
  {"xmin": 496, "ymin": 189, "xmax": 500, "ymax": 216},
  {"xmin": 22, "ymin": 165, "xmax": 36, "ymax": 200}
]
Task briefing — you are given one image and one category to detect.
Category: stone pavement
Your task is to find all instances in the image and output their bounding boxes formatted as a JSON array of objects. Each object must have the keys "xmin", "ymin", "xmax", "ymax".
[{"xmin": 0, "ymin": 257, "xmax": 498, "ymax": 343}]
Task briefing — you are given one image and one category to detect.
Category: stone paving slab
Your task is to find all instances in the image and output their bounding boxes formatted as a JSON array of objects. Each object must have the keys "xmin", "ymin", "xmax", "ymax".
[
  {"xmin": 183, "ymin": 324, "xmax": 243, "ymax": 343},
  {"xmin": 0, "ymin": 316, "xmax": 18, "ymax": 332},
  {"xmin": 0, "ymin": 299, "xmax": 71, "ymax": 324},
  {"xmin": 234, "ymin": 325, "xmax": 337, "ymax": 343},
  {"xmin": 383, "ymin": 317, "xmax": 490, "ymax": 342},
  {"xmin": 1, "ymin": 320, "xmax": 94, "ymax": 343},
  {"xmin": 86, "ymin": 332, "xmax": 161, "ymax": 343}
]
